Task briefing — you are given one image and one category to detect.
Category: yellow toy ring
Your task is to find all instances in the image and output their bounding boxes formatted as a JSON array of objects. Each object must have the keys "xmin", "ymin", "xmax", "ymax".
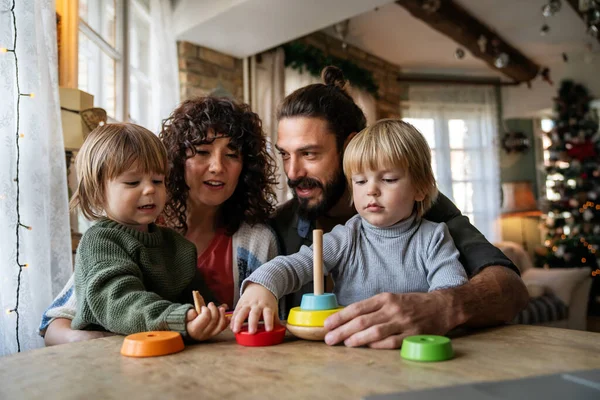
[{"xmin": 286, "ymin": 306, "xmax": 344, "ymax": 327}]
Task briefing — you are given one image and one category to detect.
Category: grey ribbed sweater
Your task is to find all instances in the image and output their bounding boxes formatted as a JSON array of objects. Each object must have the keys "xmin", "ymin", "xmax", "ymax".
[{"xmin": 243, "ymin": 213, "xmax": 468, "ymax": 305}]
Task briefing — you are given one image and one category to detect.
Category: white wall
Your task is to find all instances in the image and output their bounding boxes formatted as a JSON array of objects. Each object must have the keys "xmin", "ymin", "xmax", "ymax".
[
  {"xmin": 172, "ymin": 0, "xmax": 394, "ymax": 58},
  {"xmin": 502, "ymin": 55, "xmax": 600, "ymax": 118}
]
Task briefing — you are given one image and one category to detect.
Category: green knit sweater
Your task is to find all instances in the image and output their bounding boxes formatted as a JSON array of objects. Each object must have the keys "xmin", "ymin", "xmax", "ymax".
[{"xmin": 72, "ymin": 219, "xmax": 200, "ymax": 335}]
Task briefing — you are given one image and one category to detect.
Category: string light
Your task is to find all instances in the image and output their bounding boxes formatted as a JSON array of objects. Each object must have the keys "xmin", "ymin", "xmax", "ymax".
[{"xmin": 2, "ymin": 0, "xmax": 34, "ymax": 353}]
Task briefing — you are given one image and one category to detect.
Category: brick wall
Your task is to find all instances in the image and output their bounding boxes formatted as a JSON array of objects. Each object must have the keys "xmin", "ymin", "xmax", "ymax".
[
  {"xmin": 292, "ymin": 32, "xmax": 403, "ymax": 119},
  {"xmin": 176, "ymin": 34, "xmax": 403, "ymax": 119},
  {"xmin": 178, "ymin": 41, "xmax": 244, "ymax": 101}
]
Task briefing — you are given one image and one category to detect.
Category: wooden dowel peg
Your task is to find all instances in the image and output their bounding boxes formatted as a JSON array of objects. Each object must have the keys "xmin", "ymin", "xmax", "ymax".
[{"xmin": 313, "ymin": 229, "xmax": 324, "ymax": 295}]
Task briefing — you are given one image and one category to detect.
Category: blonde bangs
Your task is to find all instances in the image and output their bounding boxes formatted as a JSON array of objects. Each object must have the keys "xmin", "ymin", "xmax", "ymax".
[
  {"xmin": 102, "ymin": 129, "xmax": 168, "ymax": 181},
  {"xmin": 71, "ymin": 123, "xmax": 168, "ymax": 220},
  {"xmin": 343, "ymin": 122, "xmax": 409, "ymax": 179},
  {"xmin": 343, "ymin": 119, "xmax": 438, "ymax": 217}
]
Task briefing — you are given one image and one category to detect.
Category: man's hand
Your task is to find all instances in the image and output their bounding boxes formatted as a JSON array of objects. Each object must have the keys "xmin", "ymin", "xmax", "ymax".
[
  {"xmin": 323, "ymin": 291, "xmax": 450, "ymax": 349},
  {"xmin": 230, "ymin": 283, "xmax": 279, "ymax": 334},
  {"xmin": 323, "ymin": 266, "xmax": 529, "ymax": 349},
  {"xmin": 186, "ymin": 302, "xmax": 228, "ymax": 342}
]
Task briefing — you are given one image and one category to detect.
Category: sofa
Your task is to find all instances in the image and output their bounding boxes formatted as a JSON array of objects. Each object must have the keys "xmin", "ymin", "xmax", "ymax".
[{"xmin": 495, "ymin": 241, "xmax": 593, "ymax": 331}]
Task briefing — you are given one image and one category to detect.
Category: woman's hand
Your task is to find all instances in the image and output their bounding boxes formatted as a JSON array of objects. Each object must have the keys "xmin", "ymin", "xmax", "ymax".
[
  {"xmin": 44, "ymin": 318, "xmax": 115, "ymax": 346},
  {"xmin": 230, "ymin": 283, "xmax": 279, "ymax": 334},
  {"xmin": 185, "ymin": 302, "xmax": 228, "ymax": 342}
]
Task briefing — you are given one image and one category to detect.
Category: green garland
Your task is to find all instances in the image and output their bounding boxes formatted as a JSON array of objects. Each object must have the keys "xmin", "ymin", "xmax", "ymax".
[{"xmin": 282, "ymin": 43, "xmax": 379, "ymax": 97}]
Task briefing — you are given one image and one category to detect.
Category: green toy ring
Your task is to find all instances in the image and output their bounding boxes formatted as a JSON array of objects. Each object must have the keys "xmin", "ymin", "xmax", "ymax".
[{"xmin": 400, "ymin": 335, "xmax": 454, "ymax": 362}]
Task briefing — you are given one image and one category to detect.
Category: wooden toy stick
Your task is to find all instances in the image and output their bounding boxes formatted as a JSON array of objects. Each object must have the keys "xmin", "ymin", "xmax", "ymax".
[
  {"xmin": 192, "ymin": 291, "xmax": 205, "ymax": 314},
  {"xmin": 313, "ymin": 229, "xmax": 324, "ymax": 295}
]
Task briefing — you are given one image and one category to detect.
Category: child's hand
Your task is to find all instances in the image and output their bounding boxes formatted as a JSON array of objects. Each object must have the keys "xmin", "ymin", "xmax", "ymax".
[
  {"xmin": 185, "ymin": 302, "xmax": 228, "ymax": 342},
  {"xmin": 231, "ymin": 283, "xmax": 279, "ymax": 334}
]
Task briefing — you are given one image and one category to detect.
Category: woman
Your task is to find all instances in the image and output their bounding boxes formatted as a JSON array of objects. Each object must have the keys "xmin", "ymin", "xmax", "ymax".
[{"xmin": 41, "ymin": 97, "xmax": 280, "ymax": 345}]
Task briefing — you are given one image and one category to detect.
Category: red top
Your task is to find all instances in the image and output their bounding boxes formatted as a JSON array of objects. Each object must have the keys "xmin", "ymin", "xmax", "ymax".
[{"xmin": 196, "ymin": 230, "xmax": 234, "ymax": 308}]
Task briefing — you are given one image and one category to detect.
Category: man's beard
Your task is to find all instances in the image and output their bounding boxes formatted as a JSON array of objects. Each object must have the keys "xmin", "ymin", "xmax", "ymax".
[{"xmin": 288, "ymin": 167, "xmax": 347, "ymax": 221}]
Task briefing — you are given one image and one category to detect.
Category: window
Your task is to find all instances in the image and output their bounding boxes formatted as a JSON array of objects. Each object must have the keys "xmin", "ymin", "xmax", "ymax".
[
  {"xmin": 402, "ymin": 94, "xmax": 500, "ymax": 241},
  {"xmin": 403, "ymin": 116, "xmax": 491, "ymax": 224},
  {"xmin": 77, "ymin": 0, "xmax": 153, "ymax": 127},
  {"xmin": 78, "ymin": 0, "xmax": 120, "ymax": 119},
  {"xmin": 128, "ymin": 0, "xmax": 152, "ymax": 127}
]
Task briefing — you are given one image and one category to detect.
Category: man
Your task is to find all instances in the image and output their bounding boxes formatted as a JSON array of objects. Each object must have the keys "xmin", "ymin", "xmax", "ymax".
[{"xmin": 269, "ymin": 66, "xmax": 528, "ymax": 349}]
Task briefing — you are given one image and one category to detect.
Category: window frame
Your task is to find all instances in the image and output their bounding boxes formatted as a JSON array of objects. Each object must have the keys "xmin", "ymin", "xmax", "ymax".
[
  {"xmin": 77, "ymin": 0, "xmax": 127, "ymax": 122},
  {"xmin": 61, "ymin": 0, "xmax": 152, "ymax": 125},
  {"xmin": 127, "ymin": 0, "xmax": 153, "ymax": 127}
]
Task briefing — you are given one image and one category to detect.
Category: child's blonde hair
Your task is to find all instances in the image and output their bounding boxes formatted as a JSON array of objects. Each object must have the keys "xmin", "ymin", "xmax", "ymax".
[
  {"xmin": 342, "ymin": 119, "xmax": 438, "ymax": 217},
  {"xmin": 70, "ymin": 123, "xmax": 168, "ymax": 220}
]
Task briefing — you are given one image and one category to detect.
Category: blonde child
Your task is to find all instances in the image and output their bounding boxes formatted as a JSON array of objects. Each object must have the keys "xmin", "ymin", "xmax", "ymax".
[
  {"xmin": 232, "ymin": 119, "xmax": 468, "ymax": 333},
  {"xmin": 70, "ymin": 123, "xmax": 227, "ymax": 340}
]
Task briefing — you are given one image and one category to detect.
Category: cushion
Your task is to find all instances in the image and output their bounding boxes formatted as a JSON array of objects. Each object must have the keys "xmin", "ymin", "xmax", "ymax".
[
  {"xmin": 521, "ymin": 267, "xmax": 591, "ymax": 306},
  {"xmin": 525, "ymin": 282, "xmax": 546, "ymax": 298},
  {"xmin": 495, "ymin": 241, "xmax": 534, "ymax": 273},
  {"xmin": 513, "ymin": 293, "xmax": 568, "ymax": 325}
]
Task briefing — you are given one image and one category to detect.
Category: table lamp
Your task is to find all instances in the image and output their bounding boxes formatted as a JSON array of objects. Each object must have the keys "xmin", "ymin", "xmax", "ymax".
[{"xmin": 501, "ymin": 181, "xmax": 542, "ymax": 251}]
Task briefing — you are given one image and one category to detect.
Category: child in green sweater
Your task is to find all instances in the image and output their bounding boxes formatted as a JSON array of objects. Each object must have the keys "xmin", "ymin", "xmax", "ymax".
[{"xmin": 70, "ymin": 123, "xmax": 228, "ymax": 341}]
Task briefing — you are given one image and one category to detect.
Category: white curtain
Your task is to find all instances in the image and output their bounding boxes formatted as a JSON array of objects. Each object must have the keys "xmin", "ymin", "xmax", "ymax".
[
  {"xmin": 348, "ymin": 86, "xmax": 377, "ymax": 127},
  {"xmin": 0, "ymin": 0, "xmax": 72, "ymax": 355},
  {"xmin": 149, "ymin": 0, "xmax": 180, "ymax": 132},
  {"xmin": 402, "ymin": 85, "xmax": 501, "ymax": 242},
  {"xmin": 284, "ymin": 66, "xmax": 321, "ymax": 95},
  {"xmin": 254, "ymin": 49, "xmax": 288, "ymax": 203}
]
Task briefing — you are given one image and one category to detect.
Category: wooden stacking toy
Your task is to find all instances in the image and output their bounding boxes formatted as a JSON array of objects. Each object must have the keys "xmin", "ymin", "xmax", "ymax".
[
  {"xmin": 120, "ymin": 331, "xmax": 184, "ymax": 357},
  {"xmin": 286, "ymin": 229, "xmax": 343, "ymax": 341}
]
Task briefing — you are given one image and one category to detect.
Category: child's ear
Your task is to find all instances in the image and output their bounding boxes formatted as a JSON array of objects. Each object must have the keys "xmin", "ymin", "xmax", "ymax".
[{"xmin": 415, "ymin": 191, "xmax": 426, "ymax": 202}]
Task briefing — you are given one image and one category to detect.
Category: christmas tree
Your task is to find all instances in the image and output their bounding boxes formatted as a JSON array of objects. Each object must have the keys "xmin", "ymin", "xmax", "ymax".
[{"xmin": 541, "ymin": 80, "xmax": 600, "ymax": 271}]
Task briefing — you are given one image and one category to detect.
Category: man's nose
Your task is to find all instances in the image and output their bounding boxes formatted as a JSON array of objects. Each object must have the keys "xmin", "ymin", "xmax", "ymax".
[{"xmin": 286, "ymin": 156, "xmax": 306, "ymax": 181}]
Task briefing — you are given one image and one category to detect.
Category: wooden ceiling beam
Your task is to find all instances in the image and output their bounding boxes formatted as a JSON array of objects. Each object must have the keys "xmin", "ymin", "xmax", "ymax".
[{"xmin": 395, "ymin": 0, "xmax": 540, "ymax": 82}]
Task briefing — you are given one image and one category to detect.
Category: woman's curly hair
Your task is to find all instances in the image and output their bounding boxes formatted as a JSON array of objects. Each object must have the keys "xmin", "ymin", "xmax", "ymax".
[{"xmin": 160, "ymin": 97, "xmax": 277, "ymax": 235}]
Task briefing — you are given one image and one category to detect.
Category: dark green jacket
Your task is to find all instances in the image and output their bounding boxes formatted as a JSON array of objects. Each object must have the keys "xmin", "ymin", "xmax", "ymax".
[{"xmin": 72, "ymin": 219, "xmax": 214, "ymax": 335}]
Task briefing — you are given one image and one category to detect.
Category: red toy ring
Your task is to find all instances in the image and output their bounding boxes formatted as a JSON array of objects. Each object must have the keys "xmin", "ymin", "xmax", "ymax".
[{"xmin": 234, "ymin": 324, "xmax": 286, "ymax": 347}]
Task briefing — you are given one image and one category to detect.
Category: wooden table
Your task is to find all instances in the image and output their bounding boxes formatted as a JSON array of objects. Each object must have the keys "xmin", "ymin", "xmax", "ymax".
[{"xmin": 1, "ymin": 325, "xmax": 600, "ymax": 400}]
